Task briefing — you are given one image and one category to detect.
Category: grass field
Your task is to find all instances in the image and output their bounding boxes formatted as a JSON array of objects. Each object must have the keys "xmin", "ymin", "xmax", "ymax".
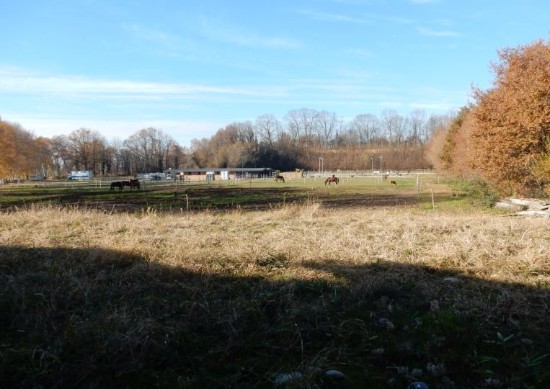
[
  {"xmin": 0, "ymin": 174, "xmax": 466, "ymax": 213},
  {"xmin": 1, "ymin": 176, "xmax": 549, "ymax": 388}
]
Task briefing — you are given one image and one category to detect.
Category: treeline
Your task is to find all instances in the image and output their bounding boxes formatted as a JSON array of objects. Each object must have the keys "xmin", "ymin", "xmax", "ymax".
[
  {"xmin": 0, "ymin": 124, "xmax": 187, "ymax": 180},
  {"xmin": 189, "ymin": 109, "xmax": 450, "ymax": 173},
  {"xmin": 0, "ymin": 109, "xmax": 451, "ymax": 180}
]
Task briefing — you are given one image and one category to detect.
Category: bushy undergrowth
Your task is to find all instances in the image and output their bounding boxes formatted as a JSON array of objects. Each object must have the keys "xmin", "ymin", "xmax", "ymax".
[
  {"xmin": 0, "ymin": 205, "xmax": 548, "ymax": 388},
  {"xmin": 451, "ymin": 178, "xmax": 500, "ymax": 208}
]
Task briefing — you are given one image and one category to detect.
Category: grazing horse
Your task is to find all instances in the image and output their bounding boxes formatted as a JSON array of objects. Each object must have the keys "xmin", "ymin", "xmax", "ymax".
[
  {"xmin": 274, "ymin": 174, "xmax": 285, "ymax": 183},
  {"xmin": 110, "ymin": 181, "xmax": 123, "ymax": 191},
  {"xmin": 325, "ymin": 175, "xmax": 339, "ymax": 186},
  {"xmin": 390, "ymin": 180, "xmax": 397, "ymax": 186},
  {"xmin": 129, "ymin": 179, "xmax": 140, "ymax": 190}
]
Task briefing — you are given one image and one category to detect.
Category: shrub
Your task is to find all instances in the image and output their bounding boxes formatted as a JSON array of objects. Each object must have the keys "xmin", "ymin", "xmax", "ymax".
[{"xmin": 452, "ymin": 178, "xmax": 499, "ymax": 208}]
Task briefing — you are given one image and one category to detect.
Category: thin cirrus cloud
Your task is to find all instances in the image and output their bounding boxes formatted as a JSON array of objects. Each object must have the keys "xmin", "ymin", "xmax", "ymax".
[
  {"xmin": 124, "ymin": 24, "xmax": 205, "ymax": 60},
  {"xmin": 295, "ymin": 9, "xmax": 366, "ymax": 23},
  {"xmin": 0, "ymin": 67, "xmax": 277, "ymax": 99},
  {"xmin": 128, "ymin": 19, "xmax": 300, "ymax": 54},
  {"xmin": 198, "ymin": 18, "xmax": 301, "ymax": 49},
  {"xmin": 126, "ymin": 24, "xmax": 181, "ymax": 46},
  {"xmin": 417, "ymin": 27, "xmax": 460, "ymax": 37}
]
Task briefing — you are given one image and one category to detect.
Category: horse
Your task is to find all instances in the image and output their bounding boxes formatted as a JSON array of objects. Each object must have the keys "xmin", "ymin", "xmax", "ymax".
[
  {"xmin": 274, "ymin": 174, "xmax": 285, "ymax": 183},
  {"xmin": 110, "ymin": 181, "xmax": 123, "ymax": 191},
  {"xmin": 129, "ymin": 179, "xmax": 140, "ymax": 190},
  {"xmin": 390, "ymin": 180, "xmax": 397, "ymax": 186},
  {"xmin": 325, "ymin": 176, "xmax": 339, "ymax": 186},
  {"xmin": 121, "ymin": 180, "xmax": 132, "ymax": 189}
]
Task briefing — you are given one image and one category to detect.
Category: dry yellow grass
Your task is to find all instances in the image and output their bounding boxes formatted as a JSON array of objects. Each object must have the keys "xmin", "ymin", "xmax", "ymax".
[
  {"xmin": 1, "ymin": 204, "xmax": 549, "ymax": 387},
  {"xmin": 2, "ymin": 204, "xmax": 548, "ymax": 288}
]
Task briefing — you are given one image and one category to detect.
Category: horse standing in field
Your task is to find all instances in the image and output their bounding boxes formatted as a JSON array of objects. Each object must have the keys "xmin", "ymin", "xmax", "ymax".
[
  {"xmin": 129, "ymin": 179, "xmax": 140, "ymax": 190},
  {"xmin": 390, "ymin": 180, "xmax": 397, "ymax": 186},
  {"xmin": 325, "ymin": 175, "xmax": 339, "ymax": 186},
  {"xmin": 110, "ymin": 181, "xmax": 123, "ymax": 191},
  {"xmin": 274, "ymin": 174, "xmax": 285, "ymax": 183}
]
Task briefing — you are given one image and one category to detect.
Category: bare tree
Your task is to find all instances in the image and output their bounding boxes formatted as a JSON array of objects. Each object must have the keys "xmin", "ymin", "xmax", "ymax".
[
  {"xmin": 190, "ymin": 138, "xmax": 211, "ymax": 168},
  {"xmin": 285, "ymin": 108, "xmax": 317, "ymax": 147},
  {"xmin": 231, "ymin": 121, "xmax": 256, "ymax": 143},
  {"xmin": 285, "ymin": 109, "xmax": 302, "ymax": 143},
  {"xmin": 381, "ymin": 110, "xmax": 406, "ymax": 146},
  {"xmin": 123, "ymin": 128, "xmax": 176, "ymax": 173},
  {"xmin": 407, "ymin": 110, "xmax": 427, "ymax": 145},
  {"xmin": 347, "ymin": 113, "xmax": 379, "ymax": 145},
  {"xmin": 255, "ymin": 114, "xmax": 281, "ymax": 145},
  {"xmin": 67, "ymin": 128, "xmax": 108, "ymax": 174},
  {"xmin": 314, "ymin": 111, "xmax": 341, "ymax": 148},
  {"xmin": 49, "ymin": 135, "xmax": 71, "ymax": 177}
]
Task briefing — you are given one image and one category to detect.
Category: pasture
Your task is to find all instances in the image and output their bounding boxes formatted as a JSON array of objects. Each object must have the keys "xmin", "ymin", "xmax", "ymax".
[
  {"xmin": 0, "ymin": 174, "xmax": 461, "ymax": 213},
  {"xmin": 0, "ymin": 175, "xmax": 548, "ymax": 388}
]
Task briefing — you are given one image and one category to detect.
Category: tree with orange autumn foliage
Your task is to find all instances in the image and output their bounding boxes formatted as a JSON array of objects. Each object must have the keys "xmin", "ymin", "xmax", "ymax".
[
  {"xmin": 470, "ymin": 39, "xmax": 550, "ymax": 196},
  {"xmin": 0, "ymin": 120, "xmax": 41, "ymax": 180}
]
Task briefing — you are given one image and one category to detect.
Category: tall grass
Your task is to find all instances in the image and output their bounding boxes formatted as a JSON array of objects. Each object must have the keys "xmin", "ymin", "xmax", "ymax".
[{"xmin": 1, "ymin": 203, "xmax": 548, "ymax": 387}]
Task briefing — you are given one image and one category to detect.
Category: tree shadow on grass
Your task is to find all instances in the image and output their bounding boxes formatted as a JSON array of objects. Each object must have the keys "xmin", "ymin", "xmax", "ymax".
[{"xmin": 1, "ymin": 246, "xmax": 548, "ymax": 388}]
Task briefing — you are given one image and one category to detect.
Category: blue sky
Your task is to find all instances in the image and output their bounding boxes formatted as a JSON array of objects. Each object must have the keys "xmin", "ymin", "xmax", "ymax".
[{"xmin": 1, "ymin": 0, "xmax": 549, "ymax": 147}]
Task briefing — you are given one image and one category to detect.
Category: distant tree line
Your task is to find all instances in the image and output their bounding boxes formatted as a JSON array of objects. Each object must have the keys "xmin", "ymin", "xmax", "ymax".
[
  {"xmin": 0, "ymin": 109, "xmax": 451, "ymax": 180},
  {"xmin": 189, "ymin": 109, "xmax": 451, "ymax": 173}
]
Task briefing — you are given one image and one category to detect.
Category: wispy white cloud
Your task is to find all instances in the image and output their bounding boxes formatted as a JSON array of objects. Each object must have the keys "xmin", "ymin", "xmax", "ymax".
[
  {"xmin": 297, "ymin": 9, "xmax": 415, "ymax": 25},
  {"xmin": 295, "ymin": 9, "xmax": 366, "ymax": 23},
  {"xmin": 123, "ymin": 24, "xmax": 208, "ymax": 60},
  {"xmin": 199, "ymin": 19, "xmax": 300, "ymax": 49},
  {"xmin": 417, "ymin": 27, "xmax": 460, "ymax": 37},
  {"xmin": 345, "ymin": 48, "xmax": 377, "ymax": 60},
  {"xmin": 126, "ymin": 24, "xmax": 181, "ymax": 46},
  {"xmin": 0, "ymin": 67, "xmax": 277, "ymax": 98}
]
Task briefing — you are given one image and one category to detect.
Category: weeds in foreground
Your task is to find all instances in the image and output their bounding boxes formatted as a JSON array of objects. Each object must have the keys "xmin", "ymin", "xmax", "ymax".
[{"xmin": 0, "ymin": 205, "xmax": 548, "ymax": 387}]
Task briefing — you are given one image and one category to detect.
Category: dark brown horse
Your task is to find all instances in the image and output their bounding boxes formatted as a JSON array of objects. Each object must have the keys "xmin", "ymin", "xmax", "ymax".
[
  {"xmin": 129, "ymin": 179, "xmax": 140, "ymax": 190},
  {"xmin": 274, "ymin": 174, "xmax": 285, "ymax": 183},
  {"xmin": 110, "ymin": 181, "xmax": 123, "ymax": 191},
  {"xmin": 120, "ymin": 179, "xmax": 140, "ymax": 190},
  {"xmin": 325, "ymin": 176, "xmax": 339, "ymax": 186}
]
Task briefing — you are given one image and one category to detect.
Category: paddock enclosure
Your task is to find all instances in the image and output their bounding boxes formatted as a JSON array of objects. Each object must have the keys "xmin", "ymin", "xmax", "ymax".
[{"xmin": 0, "ymin": 172, "xmax": 450, "ymax": 213}]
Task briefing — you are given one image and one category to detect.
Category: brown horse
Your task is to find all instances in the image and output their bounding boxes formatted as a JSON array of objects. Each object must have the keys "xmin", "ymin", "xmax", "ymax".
[
  {"xmin": 325, "ymin": 176, "xmax": 339, "ymax": 186},
  {"xmin": 110, "ymin": 181, "xmax": 123, "ymax": 191},
  {"xmin": 129, "ymin": 179, "xmax": 140, "ymax": 190},
  {"xmin": 390, "ymin": 180, "xmax": 397, "ymax": 186},
  {"xmin": 274, "ymin": 174, "xmax": 285, "ymax": 183}
]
